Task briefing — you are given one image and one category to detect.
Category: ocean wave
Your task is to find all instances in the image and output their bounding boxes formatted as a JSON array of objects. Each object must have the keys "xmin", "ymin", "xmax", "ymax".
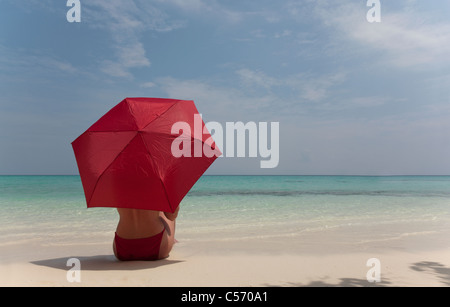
[
  {"xmin": 356, "ymin": 231, "xmax": 439, "ymax": 244},
  {"xmin": 186, "ymin": 189, "xmax": 450, "ymax": 198}
]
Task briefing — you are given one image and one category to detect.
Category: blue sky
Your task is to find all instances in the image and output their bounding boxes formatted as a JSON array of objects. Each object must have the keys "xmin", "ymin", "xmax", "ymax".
[{"xmin": 1, "ymin": 0, "xmax": 450, "ymax": 175}]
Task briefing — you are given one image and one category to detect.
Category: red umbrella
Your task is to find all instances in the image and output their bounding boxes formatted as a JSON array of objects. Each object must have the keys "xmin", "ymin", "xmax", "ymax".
[{"xmin": 71, "ymin": 97, "xmax": 221, "ymax": 213}]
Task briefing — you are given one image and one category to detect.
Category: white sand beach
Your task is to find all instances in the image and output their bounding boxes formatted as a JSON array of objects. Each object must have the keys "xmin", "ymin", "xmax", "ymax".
[{"xmin": 1, "ymin": 229, "xmax": 449, "ymax": 287}]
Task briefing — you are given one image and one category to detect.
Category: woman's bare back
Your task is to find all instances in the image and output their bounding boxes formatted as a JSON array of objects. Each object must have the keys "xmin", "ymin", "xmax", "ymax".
[{"xmin": 113, "ymin": 208, "xmax": 178, "ymax": 260}]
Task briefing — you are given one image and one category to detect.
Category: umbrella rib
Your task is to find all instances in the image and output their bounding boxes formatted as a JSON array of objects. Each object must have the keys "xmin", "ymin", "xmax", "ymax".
[
  {"xmin": 138, "ymin": 133, "xmax": 174, "ymax": 213},
  {"xmin": 137, "ymin": 100, "xmax": 181, "ymax": 132},
  {"xmin": 87, "ymin": 132, "xmax": 139, "ymax": 206}
]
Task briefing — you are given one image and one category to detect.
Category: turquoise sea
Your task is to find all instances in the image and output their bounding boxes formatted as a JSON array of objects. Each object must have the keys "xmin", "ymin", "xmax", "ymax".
[{"xmin": 1, "ymin": 175, "xmax": 450, "ymax": 255}]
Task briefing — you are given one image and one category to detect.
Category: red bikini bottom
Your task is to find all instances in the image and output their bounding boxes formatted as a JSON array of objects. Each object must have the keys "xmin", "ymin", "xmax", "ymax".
[{"xmin": 114, "ymin": 230, "xmax": 165, "ymax": 261}]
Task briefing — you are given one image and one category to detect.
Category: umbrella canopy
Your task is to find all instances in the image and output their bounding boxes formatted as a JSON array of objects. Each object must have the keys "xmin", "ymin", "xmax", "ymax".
[{"xmin": 72, "ymin": 97, "xmax": 221, "ymax": 213}]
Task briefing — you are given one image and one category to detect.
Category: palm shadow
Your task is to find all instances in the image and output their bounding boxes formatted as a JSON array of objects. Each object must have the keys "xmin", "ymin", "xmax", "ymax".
[
  {"xmin": 265, "ymin": 277, "xmax": 391, "ymax": 287},
  {"xmin": 410, "ymin": 261, "xmax": 450, "ymax": 286},
  {"xmin": 31, "ymin": 254, "xmax": 184, "ymax": 271},
  {"xmin": 266, "ymin": 261, "xmax": 450, "ymax": 287},
  {"xmin": 305, "ymin": 277, "xmax": 391, "ymax": 287}
]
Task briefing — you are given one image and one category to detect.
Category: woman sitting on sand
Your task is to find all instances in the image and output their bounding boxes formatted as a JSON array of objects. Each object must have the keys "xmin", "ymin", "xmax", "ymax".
[{"xmin": 113, "ymin": 207, "xmax": 179, "ymax": 261}]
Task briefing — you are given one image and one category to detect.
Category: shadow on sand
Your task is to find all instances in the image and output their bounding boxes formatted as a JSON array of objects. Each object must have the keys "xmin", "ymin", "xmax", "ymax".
[
  {"xmin": 31, "ymin": 256, "xmax": 450, "ymax": 286},
  {"xmin": 31, "ymin": 254, "xmax": 184, "ymax": 272},
  {"xmin": 410, "ymin": 261, "xmax": 450, "ymax": 286},
  {"xmin": 265, "ymin": 261, "xmax": 450, "ymax": 287},
  {"xmin": 265, "ymin": 278, "xmax": 391, "ymax": 287}
]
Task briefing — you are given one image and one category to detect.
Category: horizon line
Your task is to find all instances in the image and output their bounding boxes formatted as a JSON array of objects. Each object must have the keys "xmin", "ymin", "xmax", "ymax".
[{"xmin": 1, "ymin": 174, "xmax": 450, "ymax": 177}]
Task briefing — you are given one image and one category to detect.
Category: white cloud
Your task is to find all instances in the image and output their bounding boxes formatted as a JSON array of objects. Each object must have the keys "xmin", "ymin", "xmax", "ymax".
[
  {"xmin": 294, "ymin": 73, "xmax": 347, "ymax": 102},
  {"xmin": 6, "ymin": 0, "xmax": 60, "ymax": 14},
  {"xmin": 236, "ymin": 68, "xmax": 347, "ymax": 103},
  {"xmin": 236, "ymin": 69, "xmax": 279, "ymax": 90},
  {"xmin": 155, "ymin": 76, "xmax": 278, "ymax": 122},
  {"xmin": 84, "ymin": 0, "xmax": 184, "ymax": 78},
  {"xmin": 38, "ymin": 57, "xmax": 78, "ymax": 74},
  {"xmin": 157, "ymin": 0, "xmax": 207, "ymax": 13},
  {"xmin": 274, "ymin": 30, "xmax": 292, "ymax": 39},
  {"xmin": 0, "ymin": 45, "xmax": 78, "ymax": 75},
  {"xmin": 158, "ymin": 0, "xmax": 244, "ymax": 24},
  {"xmin": 318, "ymin": 96, "xmax": 397, "ymax": 112},
  {"xmin": 100, "ymin": 60, "xmax": 133, "ymax": 78},
  {"xmin": 315, "ymin": 0, "xmax": 450, "ymax": 69},
  {"xmin": 140, "ymin": 81, "xmax": 156, "ymax": 88},
  {"xmin": 154, "ymin": 68, "xmax": 352, "ymax": 124},
  {"xmin": 85, "ymin": 0, "xmax": 182, "ymax": 32},
  {"xmin": 100, "ymin": 42, "xmax": 151, "ymax": 78}
]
